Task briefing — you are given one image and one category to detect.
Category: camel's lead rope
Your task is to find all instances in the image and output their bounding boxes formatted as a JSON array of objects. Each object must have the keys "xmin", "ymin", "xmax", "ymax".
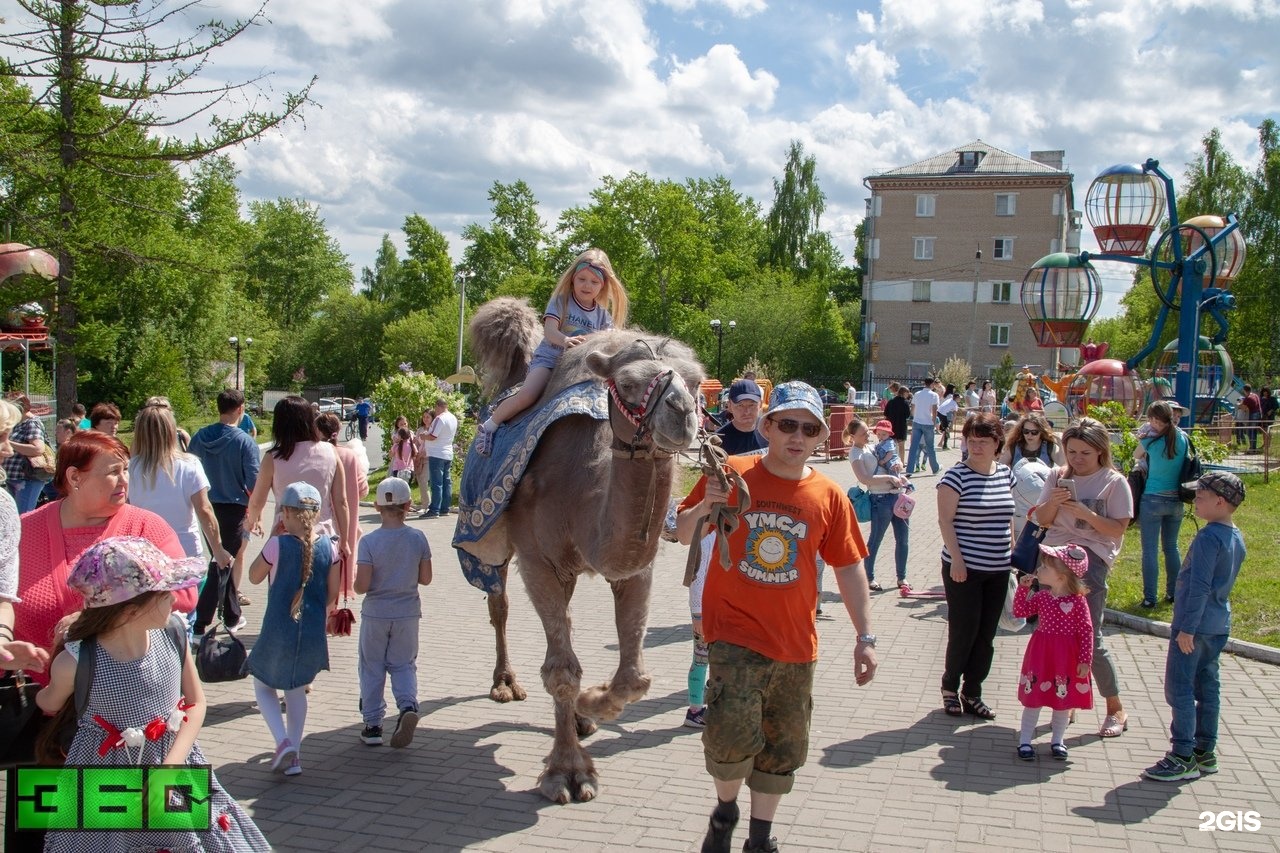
[{"xmin": 682, "ymin": 437, "xmax": 750, "ymax": 587}]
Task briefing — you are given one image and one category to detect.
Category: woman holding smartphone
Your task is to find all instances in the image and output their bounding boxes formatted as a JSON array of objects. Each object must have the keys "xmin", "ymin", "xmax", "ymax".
[{"xmin": 1033, "ymin": 417, "xmax": 1134, "ymax": 738}]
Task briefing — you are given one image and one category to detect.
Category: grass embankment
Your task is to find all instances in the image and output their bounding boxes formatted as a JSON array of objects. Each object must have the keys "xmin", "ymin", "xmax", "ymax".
[{"xmin": 1107, "ymin": 474, "xmax": 1278, "ymax": 647}]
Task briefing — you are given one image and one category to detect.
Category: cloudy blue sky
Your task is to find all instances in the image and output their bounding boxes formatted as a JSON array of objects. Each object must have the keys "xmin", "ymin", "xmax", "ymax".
[{"xmin": 11, "ymin": 0, "xmax": 1280, "ymax": 316}]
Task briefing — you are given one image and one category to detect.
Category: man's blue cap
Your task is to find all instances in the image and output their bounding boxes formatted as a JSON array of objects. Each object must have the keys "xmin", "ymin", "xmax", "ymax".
[{"xmin": 728, "ymin": 379, "xmax": 763, "ymax": 403}]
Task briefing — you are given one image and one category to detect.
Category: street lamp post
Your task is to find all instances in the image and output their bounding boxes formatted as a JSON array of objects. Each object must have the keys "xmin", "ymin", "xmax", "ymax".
[
  {"xmin": 709, "ymin": 318, "xmax": 735, "ymax": 382},
  {"xmin": 228, "ymin": 336, "xmax": 252, "ymax": 390}
]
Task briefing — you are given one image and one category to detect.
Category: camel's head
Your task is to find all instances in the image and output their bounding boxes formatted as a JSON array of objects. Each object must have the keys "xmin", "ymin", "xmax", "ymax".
[{"xmin": 586, "ymin": 335, "xmax": 704, "ymax": 452}]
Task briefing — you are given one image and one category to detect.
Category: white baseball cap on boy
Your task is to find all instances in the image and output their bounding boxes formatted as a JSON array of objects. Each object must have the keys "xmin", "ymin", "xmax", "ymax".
[{"xmin": 376, "ymin": 477, "xmax": 413, "ymax": 507}]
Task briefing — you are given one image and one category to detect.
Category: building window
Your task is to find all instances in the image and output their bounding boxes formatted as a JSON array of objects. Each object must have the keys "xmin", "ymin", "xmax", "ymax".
[
  {"xmin": 991, "ymin": 281, "xmax": 1012, "ymax": 303},
  {"xmin": 994, "ymin": 238, "xmax": 1015, "ymax": 260},
  {"xmin": 995, "ymin": 193, "xmax": 1017, "ymax": 216},
  {"xmin": 914, "ymin": 237, "xmax": 935, "ymax": 260},
  {"xmin": 985, "ymin": 364, "xmax": 1000, "ymax": 379},
  {"xmin": 915, "ymin": 194, "xmax": 936, "ymax": 217},
  {"xmin": 957, "ymin": 151, "xmax": 983, "ymax": 170},
  {"xmin": 907, "ymin": 363, "xmax": 932, "ymax": 380},
  {"xmin": 912, "ymin": 280, "xmax": 931, "ymax": 302},
  {"xmin": 910, "ymin": 322, "xmax": 930, "ymax": 344},
  {"xmin": 989, "ymin": 323, "xmax": 1011, "ymax": 346}
]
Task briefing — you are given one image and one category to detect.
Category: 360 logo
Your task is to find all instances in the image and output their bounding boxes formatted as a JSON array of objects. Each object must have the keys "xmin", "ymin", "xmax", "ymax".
[
  {"xmin": 13, "ymin": 765, "xmax": 212, "ymax": 832},
  {"xmin": 1198, "ymin": 810, "xmax": 1262, "ymax": 832}
]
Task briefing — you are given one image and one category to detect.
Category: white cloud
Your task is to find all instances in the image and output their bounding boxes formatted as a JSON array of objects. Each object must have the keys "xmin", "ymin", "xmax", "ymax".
[
  {"xmin": 75, "ymin": 0, "xmax": 1269, "ymax": 308},
  {"xmin": 655, "ymin": 0, "xmax": 768, "ymax": 16}
]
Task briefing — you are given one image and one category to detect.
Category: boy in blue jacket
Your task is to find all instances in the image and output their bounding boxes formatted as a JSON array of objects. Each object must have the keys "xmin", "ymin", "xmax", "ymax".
[{"xmin": 1143, "ymin": 472, "xmax": 1246, "ymax": 782}]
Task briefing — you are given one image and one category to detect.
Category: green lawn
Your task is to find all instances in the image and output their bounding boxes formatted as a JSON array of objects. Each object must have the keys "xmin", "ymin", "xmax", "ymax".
[{"xmin": 1107, "ymin": 474, "xmax": 1279, "ymax": 647}]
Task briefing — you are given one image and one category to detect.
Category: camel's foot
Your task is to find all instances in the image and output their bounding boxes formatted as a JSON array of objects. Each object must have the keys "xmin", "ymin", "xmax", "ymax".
[
  {"xmin": 538, "ymin": 766, "xmax": 599, "ymax": 804},
  {"xmin": 576, "ymin": 673, "xmax": 651, "ymax": 723},
  {"xmin": 490, "ymin": 671, "xmax": 527, "ymax": 703},
  {"xmin": 575, "ymin": 713, "xmax": 598, "ymax": 739}
]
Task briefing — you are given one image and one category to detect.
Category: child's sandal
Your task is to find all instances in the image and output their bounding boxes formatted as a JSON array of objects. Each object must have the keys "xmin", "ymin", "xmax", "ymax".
[{"xmin": 1017, "ymin": 744, "xmax": 1035, "ymax": 761}]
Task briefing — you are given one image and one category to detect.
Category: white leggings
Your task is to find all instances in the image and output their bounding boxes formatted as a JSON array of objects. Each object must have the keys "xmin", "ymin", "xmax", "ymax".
[
  {"xmin": 1020, "ymin": 706, "xmax": 1070, "ymax": 746},
  {"xmin": 254, "ymin": 678, "xmax": 309, "ymax": 749}
]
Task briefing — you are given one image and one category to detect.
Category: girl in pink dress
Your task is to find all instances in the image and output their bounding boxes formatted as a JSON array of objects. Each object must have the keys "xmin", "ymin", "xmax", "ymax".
[{"xmin": 1013, "ymin": 543, "xmax": 1094, "ymax": 761}]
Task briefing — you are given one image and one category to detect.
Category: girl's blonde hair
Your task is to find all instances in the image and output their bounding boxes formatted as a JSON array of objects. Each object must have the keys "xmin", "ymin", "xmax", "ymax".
[
  {"xmin": 0, "ymin": 399, "xmax": 22, "ymax": 433},
  {"xmin": 283, "ymin": 505, "xmax": 319, "ymax": 621},
  {"xmin": 1060, "ymin": 416, "xmax": 1113, "ymax": 474},
  {"xmin": 551, "ymin": 248, "xmax": 629, "ymax": 328},
  {"xmin": 842, "ymin": 417, "xmax": 867, "ymax": 444},
  {"xmin": 1039, "ymin": 554, "xmax": 1089, "ymax": 596},
  {"xmin": 131, "ymin": 402, "xmax": 185, "ymax": 489}
]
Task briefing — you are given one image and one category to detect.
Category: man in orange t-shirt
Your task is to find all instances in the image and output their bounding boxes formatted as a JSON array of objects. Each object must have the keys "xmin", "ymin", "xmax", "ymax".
[{"xmin": 676, "ymin": 381, "xmax": 877, "ymax": 853}]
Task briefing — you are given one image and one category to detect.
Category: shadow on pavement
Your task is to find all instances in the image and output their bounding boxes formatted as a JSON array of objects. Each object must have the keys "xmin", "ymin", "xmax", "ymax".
[{"xmin": 1071, "ymin": 778, "xmax": 1186, "ymax": 824}]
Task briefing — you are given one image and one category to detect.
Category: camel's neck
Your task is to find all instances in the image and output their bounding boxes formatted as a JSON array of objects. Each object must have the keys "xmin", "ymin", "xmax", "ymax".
[{"xmin": 584, "ymin": 452, "xmax": 673, "ymax": 572}]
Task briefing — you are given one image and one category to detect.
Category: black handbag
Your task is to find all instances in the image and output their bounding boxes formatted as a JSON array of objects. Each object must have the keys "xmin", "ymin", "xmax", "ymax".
[
  {"xmin": 1127, "ymin": 465, "xmax": 1148, "ymax": 526},
  {"xmin": 1010, "ymin": 515, "xmax": 1047, "ymax": 574},
  {"xmin": 196, "ymin": 623, "xmax": 248, "ymax": 683},
  {"xmin": 0, "ymin": 671, "xmax": 42, "ymax": 768}
]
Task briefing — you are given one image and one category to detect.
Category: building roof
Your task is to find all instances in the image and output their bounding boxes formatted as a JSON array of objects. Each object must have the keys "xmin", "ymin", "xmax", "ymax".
[{"xmin": 871, "ymin": 140, "xmax": 1068, "ymax": 179}]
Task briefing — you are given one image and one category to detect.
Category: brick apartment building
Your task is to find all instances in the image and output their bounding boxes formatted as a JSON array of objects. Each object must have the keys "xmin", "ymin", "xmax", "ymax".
[{"xmin": 862, "ymin": 140, "xmax": 1078, "ymax": 386}]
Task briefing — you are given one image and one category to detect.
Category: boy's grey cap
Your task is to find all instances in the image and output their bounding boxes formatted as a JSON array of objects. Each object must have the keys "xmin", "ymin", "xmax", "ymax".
[
  {"xmin": 1183, "ymin": 471, "xmax": 1245, "ymax": 507},
  {"xmin": 376, "ymin": 477, "xmax": 412, "ymax": 506}
]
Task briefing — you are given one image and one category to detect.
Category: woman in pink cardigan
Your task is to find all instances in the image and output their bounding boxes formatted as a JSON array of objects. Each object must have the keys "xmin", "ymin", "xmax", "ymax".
[
  {"xmin": 14, "ymin": 430, "xmax": 196, "ymax": 688},
  {"xmin": 316, "ymin": 412, "xmax": 368, "ymax": 595}
]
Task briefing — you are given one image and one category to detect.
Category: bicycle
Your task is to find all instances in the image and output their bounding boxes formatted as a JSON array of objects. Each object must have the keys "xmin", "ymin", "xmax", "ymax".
[{"xmin": 344, "ymin": 418, "xmax": 357, "ymax": 442}]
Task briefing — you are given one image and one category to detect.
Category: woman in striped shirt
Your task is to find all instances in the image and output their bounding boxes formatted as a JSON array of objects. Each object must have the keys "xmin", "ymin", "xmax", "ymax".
[{"xmin": 937, "ymin": 412, "xmax": 1016, "ymax": 719}]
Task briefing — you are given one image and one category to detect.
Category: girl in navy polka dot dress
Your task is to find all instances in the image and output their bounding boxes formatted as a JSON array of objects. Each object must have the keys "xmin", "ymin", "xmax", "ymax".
[
  {"xmin": 1012, "ymin": 543, "xmax": 1094, "ymax": 761},
  {"xmin": 35, "ymin": 536, "xmax": 269, "ymax": 852}
]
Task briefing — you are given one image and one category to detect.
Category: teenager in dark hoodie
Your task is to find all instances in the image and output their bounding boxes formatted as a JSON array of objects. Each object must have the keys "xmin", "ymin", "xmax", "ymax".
[{"xmin": 188, "ymin": 388, "xmax": 261, "ymax": 634}]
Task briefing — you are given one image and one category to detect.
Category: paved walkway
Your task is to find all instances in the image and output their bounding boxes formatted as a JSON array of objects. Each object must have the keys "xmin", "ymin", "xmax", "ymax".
[{"xmin": 13, "ymin": 441, "xmax": 1280, "ymax": 851}]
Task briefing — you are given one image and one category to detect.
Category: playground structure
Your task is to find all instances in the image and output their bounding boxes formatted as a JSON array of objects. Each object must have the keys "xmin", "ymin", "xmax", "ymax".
[
  {"xmin": 1015, "ymin": 161, "xmax": 1247, "ymax": 425},
  {"xmin": 0, "ymin": 243, "xmax": 58, "ymax": 415}
]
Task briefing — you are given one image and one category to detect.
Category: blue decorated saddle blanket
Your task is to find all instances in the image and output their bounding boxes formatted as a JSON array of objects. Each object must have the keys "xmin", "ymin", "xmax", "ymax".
[{"xmin": 453, "ymin": 380, "xmax": 609, "ymax": 594}]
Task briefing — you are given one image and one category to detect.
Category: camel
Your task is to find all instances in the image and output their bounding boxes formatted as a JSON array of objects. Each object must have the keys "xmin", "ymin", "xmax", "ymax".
[{"xmin": 464, "ymin": 297, "xmax": 704, "ymax": 803}]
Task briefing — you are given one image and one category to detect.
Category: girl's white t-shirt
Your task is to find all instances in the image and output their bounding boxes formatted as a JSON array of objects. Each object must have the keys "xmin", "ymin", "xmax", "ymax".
[{"xmin": 127, "ymin": 455, "xmax": 210, "ymax": 558}]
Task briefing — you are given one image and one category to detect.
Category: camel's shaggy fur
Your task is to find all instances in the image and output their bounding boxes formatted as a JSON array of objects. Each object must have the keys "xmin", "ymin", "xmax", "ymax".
[{"xmin": 469, "ymin": 297, "xmax": 705, "ymax": 803}]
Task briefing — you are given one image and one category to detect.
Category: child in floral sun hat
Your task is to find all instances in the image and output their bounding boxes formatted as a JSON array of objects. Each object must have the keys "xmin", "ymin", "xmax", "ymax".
[{"xmin": 34, "ymin": 536, "xmax": 270, "ymax": 851}]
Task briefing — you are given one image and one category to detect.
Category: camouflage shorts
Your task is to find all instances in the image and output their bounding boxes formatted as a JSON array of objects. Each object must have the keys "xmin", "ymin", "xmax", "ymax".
[{"xmin": 702, "ymin": 641, "xmax": 816, "ymax": 795}]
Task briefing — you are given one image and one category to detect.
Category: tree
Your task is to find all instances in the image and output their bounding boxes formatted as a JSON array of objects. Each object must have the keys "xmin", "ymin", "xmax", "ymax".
[
  {"xmin": 360, "ymin": 234, "xmax": 402, "ymax": 304},
  {"xmin": 398, "ymin": 214, "xmax": 455, "ymax": 315},
  {"xmin": 558, "ymin": 172, "xmax": 718, "ymax": 333},
  {"xmin": 0, "ymin": 0, "xmax": 313, "ymax": 413},
  {"xmin": 458, "ymin": 180, "xmax": 549, "ymax": 305},
  {"xmin": 245, "ymin": 198, "xmax": 352, "ymax": 327},
  {"xmin": 765, "ymin": 140, "xmax": 827, "ymax": 275}
]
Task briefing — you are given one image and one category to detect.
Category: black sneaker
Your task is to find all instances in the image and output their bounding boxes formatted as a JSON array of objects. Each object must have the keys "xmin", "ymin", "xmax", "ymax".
[
  {"xmin": 390, "ymin": 708, "xmax": 419, "ymax": 748},
  {"xmin": 701, "ymin": 805, "xmax": 739, "ymax": 853},
  {"xmin": 743, "ymin": 838, "xmax": 779, "ymax": 852},
  {"xmin": 361, "ymin": 725, "xmax": 383, "ymax": 746}
]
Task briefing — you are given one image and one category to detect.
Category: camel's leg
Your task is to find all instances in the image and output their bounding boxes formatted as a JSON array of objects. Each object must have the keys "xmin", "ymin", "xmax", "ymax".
[
  {"xmin": 521, "ymin": 563, "xmax": 598, "ymax": 803},
  {"xmin": 487, "ymin": 564, "xmax": 527, "ymax": 702},
  {"xmin": 577, "ymin": 567, "xmax": 653, "ymax": 724}
]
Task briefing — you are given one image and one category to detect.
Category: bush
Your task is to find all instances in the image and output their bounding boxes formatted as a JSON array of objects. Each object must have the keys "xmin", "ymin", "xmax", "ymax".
[
  {"xmin": 368, "ymin": 371, "xmax": 473, "ymax": 477},
  {"xmin": 937, "ymin": 355, "xmax": 973, "ymax": 393}
]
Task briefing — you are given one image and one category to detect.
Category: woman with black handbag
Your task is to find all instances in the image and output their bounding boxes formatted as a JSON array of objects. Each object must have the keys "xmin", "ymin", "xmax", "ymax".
[
  {"xmin": 1033, "ymin": 417, "xmax": 1134, "ymax": 739},
  {"xmin": 1133, "ymin": 401, "xmax": 1190, "ymax": 608}
]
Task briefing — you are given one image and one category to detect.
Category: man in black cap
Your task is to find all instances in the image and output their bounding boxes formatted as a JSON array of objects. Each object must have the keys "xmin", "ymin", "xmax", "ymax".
[{"xmin": 715, "ymin": 379, "xmax": 767, "ymax": 456}]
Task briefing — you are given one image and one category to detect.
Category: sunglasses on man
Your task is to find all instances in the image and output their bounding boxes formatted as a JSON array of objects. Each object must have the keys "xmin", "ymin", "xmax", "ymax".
[{"xmin": 767, "ymin": 417, "xmax": 823, "ymax": 438}]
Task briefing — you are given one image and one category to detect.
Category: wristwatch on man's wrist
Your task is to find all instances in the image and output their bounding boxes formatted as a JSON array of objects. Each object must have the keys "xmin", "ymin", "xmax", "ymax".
[{"xmin": 856, "ymin": 633, "xmax": 877, "ymax": 647}]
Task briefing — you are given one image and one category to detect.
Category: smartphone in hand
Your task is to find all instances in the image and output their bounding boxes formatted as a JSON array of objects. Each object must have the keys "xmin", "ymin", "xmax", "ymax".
[{"xmin": 1059, "ymin": 478, "xmax": 1078, "ymax": 501}]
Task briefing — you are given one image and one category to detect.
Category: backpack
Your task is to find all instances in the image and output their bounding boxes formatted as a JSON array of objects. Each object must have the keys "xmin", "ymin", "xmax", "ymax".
[
  {"xmin": 57, "ymin": 614, "xmax": 187, "ymax": 760},
  {"xmin": 1177, "ymin": 431, "xmax": 1203, "ymax": 502}
]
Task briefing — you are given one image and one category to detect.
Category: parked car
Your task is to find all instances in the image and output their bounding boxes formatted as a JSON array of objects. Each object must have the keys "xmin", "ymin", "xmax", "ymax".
[
  {"xmin": 850, "ymin": 391, "xmax": 878, "ymax": 408},
  {"xmin": 318, "ymin": 396, "xmax": 360, "ymax": 418}
]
